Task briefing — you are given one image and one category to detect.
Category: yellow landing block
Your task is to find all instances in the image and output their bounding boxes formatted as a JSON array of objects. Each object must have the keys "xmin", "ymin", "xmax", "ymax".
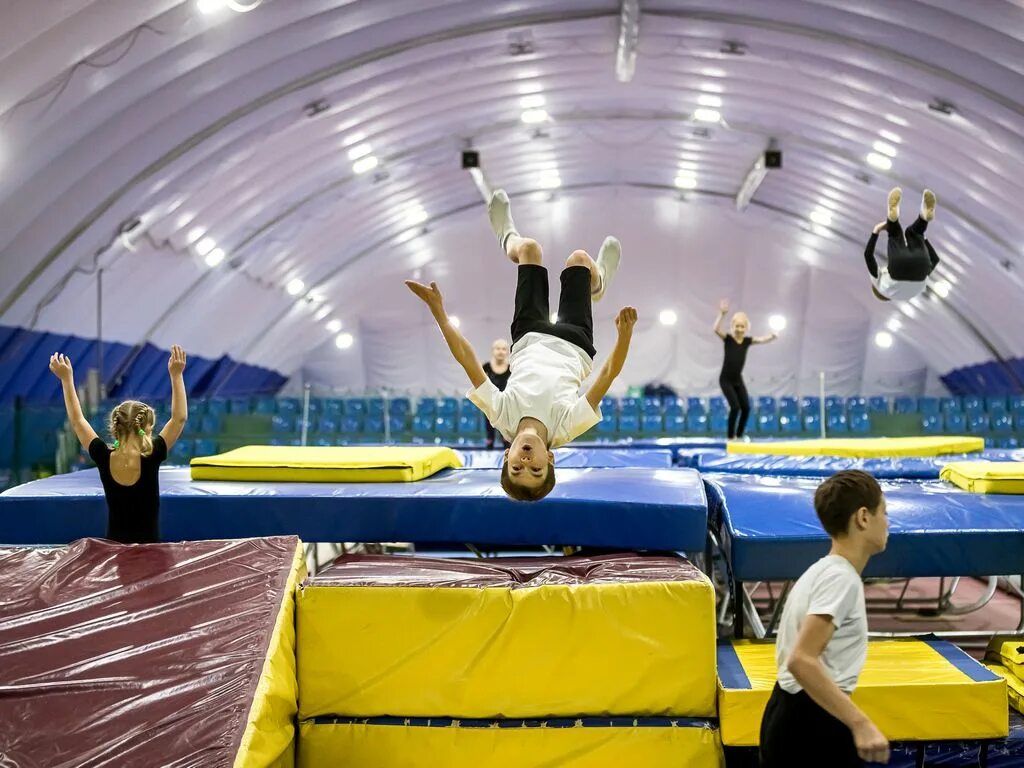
[
  {"xmin": 297, "ymin": 554, "xmax": 717, "ymax": 719},
  {"xmin": 942, "ymin": 462, "xmax": 1024, "ymax": 494},
  {"xmin": 986, "ymin": 636, "xmax": 1024, "ymax": 680},
  {"xmin": 727, "ymin": 436, "xmax": 984, "ymax": 458},
  {"xmin": 191, "ymin": 445, "xmax": 461, "ymax": 482},
  {"xmin": 297, "ymin": 717, "xmax": 724, "ymax": 768},
  {"xmin": 985, "ymin": 663, "xmax": 1024, "ymax": 715},
  {"xmin": 717, "ymin": 638, "xmax": 1007, "ymax": 746}
]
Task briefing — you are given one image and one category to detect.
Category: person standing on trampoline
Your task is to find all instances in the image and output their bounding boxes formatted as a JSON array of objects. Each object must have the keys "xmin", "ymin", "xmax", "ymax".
[
  {"xmin": 406, "ymin": 189, "xmax": 634, "ymax": 501},
  {"xmin": 760, "ymin": 470, "xmax": 890, "ymax": 767},
  {"xmin": 864, "ymin": 187, "xmax": 939, "ymax": 302},
  {"xmin": 482, "ymin": 338, "xmax": 511, "ymax": 449},
  {"xmin": 713, "ymin": 299, "xmax": 777, "ymax": 440},
  {"xmin": 48, "ymin": 345, "xmax": 189, "ymax": 543}
]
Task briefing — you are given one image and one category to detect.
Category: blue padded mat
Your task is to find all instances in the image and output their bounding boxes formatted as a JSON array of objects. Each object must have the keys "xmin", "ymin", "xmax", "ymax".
[
  {"xmin": 695, "ymin": 448, "xmax": 1024, "ymax": 479},
  {"xmin": 457, "ymin": 448, "xmax": 674, "ymax": 469},
  {"xmin": 705, "ymin": 473, "xmax": 1024, "ymax": 581},
  {"xmin": 0, "ymin": 467, "xmax": 707, "ymax": 550}
]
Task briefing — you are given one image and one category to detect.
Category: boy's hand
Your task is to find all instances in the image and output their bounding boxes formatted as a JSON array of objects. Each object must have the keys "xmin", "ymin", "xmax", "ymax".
[
  {"xmin": 168, "ymin": 345, "xmax": 187, "ymax": 376},
  {"xmin": 405, "ymin": 280, "xmax": 445, "ymax": 314},
  {"xmin": 615, "ymin": 306, "xmax": 638, "ymax": 335},
  {"xmin": 873, "ymin": 221, "xmax": 887, "ymax": 235},
  {"xmin": 49, "ymin": 353, "xmax": 73, "ymax": 382},
  {"xmin": 718, "ymin": 298, "xmax": 729, "ymax": 314},
  {"xmin": 852, "ymin": 719, "xmax": 890, "ymax": 764}
]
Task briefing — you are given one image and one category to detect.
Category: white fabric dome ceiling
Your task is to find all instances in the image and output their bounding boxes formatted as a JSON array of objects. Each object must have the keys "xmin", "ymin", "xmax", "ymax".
[{"xmin": 1, "ymin": 0, "xmax": 1022, "ymax": 396}]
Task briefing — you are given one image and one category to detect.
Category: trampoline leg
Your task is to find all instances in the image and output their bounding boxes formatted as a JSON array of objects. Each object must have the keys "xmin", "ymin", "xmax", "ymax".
[
  {"xmin": 734, "ymin": 579, "xmax": 745, "ymax": 638},
  {"xmin": 980, "ymin": 741, "xmax": 989, "ymax": 768},
  {"xmin": 915, "ymin": 743, "xmax": 924, "ymax": 768}
]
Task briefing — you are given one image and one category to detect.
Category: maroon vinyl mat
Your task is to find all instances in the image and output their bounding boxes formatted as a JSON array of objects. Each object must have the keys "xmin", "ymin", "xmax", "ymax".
[
  {"xmin": 0, "ymin": 536, "xmax": 300, "ymax": 768},
  {"xmin": 310, "ymin": 552, "xmax": 704, "ymax": 588}
]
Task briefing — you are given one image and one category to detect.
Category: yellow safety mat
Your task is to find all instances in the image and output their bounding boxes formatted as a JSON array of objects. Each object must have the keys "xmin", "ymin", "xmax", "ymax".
[
  {"xmin": 298, "ymin": 563, "xmax": 717, "ymax": 719},
  {"xmin": 986, "ymin": 636, "xmax": 1024, "ymax": 680},
  {"xmin": 985, "ymin": 663, "xmax": 1024, "ymax": 716},
  {"xmin": 296, "ymin": 718, "xmax": 725, "ymax": 768},
  {"xmin": 717, "ymin": 638, "xmax": 1007, "ymax": 746},
  {"xmin": 941, "ymin": 462, "xmax": 1024, "ymax": 494},
  {"xmin": 191, "ymin": 445, "xmax": 462, "ymax": 482},
  {"xmin": 235, "ymin": 538, "xmax": 307, "ymax": 768},
  {"xmin": 727, "ymin": 436, "xmax": 984, "ymax": 458}
]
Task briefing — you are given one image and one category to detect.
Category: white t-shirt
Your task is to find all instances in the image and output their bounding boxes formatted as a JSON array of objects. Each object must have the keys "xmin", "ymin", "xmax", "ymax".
[
  {"xmin": 776, "ymin": 555, "xmax": 867, "ymax": 695},
  {"xmin": 874, "ymin": 269, "xmax": 927, "ymax": 301},
  {"xmin": 467, "ymin": 332, "xmax": 601, "ymax": 448}
]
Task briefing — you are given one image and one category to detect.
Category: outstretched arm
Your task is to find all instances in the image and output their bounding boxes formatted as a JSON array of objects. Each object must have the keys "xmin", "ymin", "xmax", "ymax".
[
  {"xmin": 713, "ymin": 299, "xmax": 728, "ymax": 340},
  {"xmin": 864, "ymin": 222, "xmax": 885, "ymax": 279},
  {"xmin": 752, "ymin": 333, "xmax": 778, "ymax": 345},
  {"xmin": 160, "ymin": 345, "xmax": 188, "ymax": 450},
  {"xmin": 49, "ymin": 354, "xmax": 99, "ymax": 450},
  {"xmin": 586, "ymin": 307, "xmax": 637, "ymax": 410},
  {"xmin": 406, "ymin": 280, "xmax": 487, "ymax": 388}
]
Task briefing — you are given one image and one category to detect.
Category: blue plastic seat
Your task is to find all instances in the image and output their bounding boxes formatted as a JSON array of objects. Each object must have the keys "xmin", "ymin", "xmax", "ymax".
[
  {"xmin": 846, "ymin": 397, "xmax": 867, "ymax": 412},
  {"xmin": 438, "ymin": 398, "xmax": 459, "ymax": 417},
  {"xmin": 962, "ymin": 396, "xmax": 983, "ymax": 415},
  {"xmin": 340, "ymin": 415, "xmax": 363, "ymax": 434},
  {"xmin": 664, "ymin": 412, "xmax": 685, "ymax": 434},
  {"xmin": 867, "ymin": 396, "xmax": 889, "ymax": 414},
  {"xmin": 779, "ymin": 397, "xmax": 799, "ymax": 414},
  {"xmin": 366, "ymin": 398, "xmax": 384, "ymax": 418},
  {"xmin": 412, "ymin": 413, "xmax": 434, "ymax": 438},
  {"xmin": 757, "ymin": 396, "xmax": 776, "ymax": 411},
  {"xmin": 168, "ymin": 439, "xmax": 195, "ymax": 465},
  {"xmin": 708, "ymin": 397, "xmax": 726, "ymax": 414},
  {"xmin": 305, "ymin": 398, "xmax": 323, "ymax": 416},
  {"xmin": 205, "ymin": 398, "xmax": 229, "ymax": 417},
  {"xmin": 271, "ymin": 414, "xmax": 294, "ymax": 433},
  {"xmin": 945, "ymin": 412, "xmax": 966, "ymax": 432},
  {"xmin": 317, "ymin": 416, "xmax": 340, "ymax": 434},
  {"xmin": 228, "ymin": 397, "xmax": 251, "ymax": 414},
  {"xmin": 434, "ymin": 414, "xmax": 457, "ymax": 437},
  {"xmin": 825, "ymin": 397, "xmax": 844, "ymax": 415},
  {"xmin": 779, "ymin": 413, "xmax": 801, "ymax": 434},
  {"xmin": 803, "ymin": 412, "xmax": 821, "ymax": 434},
  {"xmin": 620, "ymin": 397, "xmax": 641, "ymax": 417},
  {"xmin": 1010, "ymin": 396, "xmax": 1024, "ymax": 411},
  {"xmin": 642, "ymin": 396, "xmax": 662, "ymax": 412},
  {"xmin": 757, "ymin": 411, "xmax": 778, "ymax": 434},
  {"xmin": 801, "ymin": 397, "xmax": 821, "ymax": 414},
  {"xmin": 967, "ymin": 413, "xmax": 990, "ymax": 434},
  {"xmin": 458, "ymin": 412, "xmax": 482, "ymax": 434},
  {"xmin": 600, "ymin": 396, "xmax": 619, "ymax": 414},
  {"xmin": 987, "ymin": 397, "xmax": 1008, "ymax": 416},
  {"xmin": 641, "ymin": 412, "xmax": 663, "ymax": 433},
  {"xmin": 921, "ymin": 414, "xmax": 942, "ymax": 434},
  {"xmin": 363, "ymin": 415, "xmax": 385, "ymax": 435},
  {"xmin": 849, "ymin": 411, "xmax": 871, "ymax": 434},
  {"xmin": 415, "ymin": 398, "xmax": 437, "ymax": 417},
  {"xmin": 345, "ymin": 399, "xmax": 368, "ymax": 417},
  {"xmin": 254, "ymin": 397, "xmax": 277, "ymax": 415},
  {"xmin": 939, "ymin": 397, "xmax": 961, "ymax": 415},
  {"xmin": 685, "ymin": 411, "xmax": 708, "ymax": 433},
  {"xmin": 710, "ymin": 410, "xmax": 729, "ymax": 435},
  {"xmin": 597, "ymin": 411, "xmax": 617, "ymax": 433},
  {"xmin": 277, "ymin": 398, "xmax": 301, "ymax": 415},
  {"xmin": 390, "ymin": 398, "xmax": 412, "ymax": 417},
  {"xmin": 618, "ymin": 412, "xmax": 640, "ymax": 435},
  {"xmin": 991, "ymin": 413, "xmax": 1013, "ymax": 435},
  {"xmin": 193, "ymin": 438, "xmax": 218, "ymax": 457},
  {"xmin": 917, "ymin": 397, "xmax": 939, "ymax": 416},
  {"xmin": 200, "ymin": 414, "xmax": 222, "ymax": 434},
  {"xmin": 826, "ymin": 413, "xmax": 848, "ymax": 433},
  {"xmin": 687, "ymin": 397, "xmax": 705, "ymax": 414},
  {"xmin": 893, "ymin": 396, "xmax": 915, "ymax": 415}
]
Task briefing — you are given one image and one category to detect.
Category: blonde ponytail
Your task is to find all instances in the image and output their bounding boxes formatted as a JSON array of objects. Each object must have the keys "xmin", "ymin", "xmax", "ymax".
[{"xmin": 108, "ymin": 400, "xmax": 156, "ymax": 456}]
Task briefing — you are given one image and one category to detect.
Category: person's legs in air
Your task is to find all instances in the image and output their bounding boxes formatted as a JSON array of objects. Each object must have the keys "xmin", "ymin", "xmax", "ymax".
[
  {"xmin": 721, "ymin": 378, "xmax": 742, "ymax": 439},
  {"xmin": 488, "ymin": 190, "xmax": 551, "ymax": 343},
  {"xmin": 735, "ymin": 378, "xmax": 752, "ymax": 438}
]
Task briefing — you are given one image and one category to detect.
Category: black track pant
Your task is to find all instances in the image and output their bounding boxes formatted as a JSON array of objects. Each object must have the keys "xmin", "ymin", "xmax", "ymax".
[
  {"xmin": 864, "ymin": 216, "xmax": 939, "ymax": 281},
  {"xmin": 720, "ymin": 376, "xmax": 750, "ymax": 439}
]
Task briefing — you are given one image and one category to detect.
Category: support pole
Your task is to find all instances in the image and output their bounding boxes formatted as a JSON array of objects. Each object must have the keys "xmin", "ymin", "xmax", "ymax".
[
  {"xmin": 819, "ymin": 371, "xmax": 827, "ymax": 438},
  {"xmin": 300, "ymin": 383, "xmax": 311, "ymax": 446}
]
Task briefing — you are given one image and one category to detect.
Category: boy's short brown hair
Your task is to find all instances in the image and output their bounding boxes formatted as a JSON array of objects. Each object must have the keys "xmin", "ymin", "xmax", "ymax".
[
  {"xmin": 814, "ymin": 470, "xmax": 883, "ymax": 537},
  {"xmin": 500, "ymin": 459, "xmax": 556, "ymax": 501}
]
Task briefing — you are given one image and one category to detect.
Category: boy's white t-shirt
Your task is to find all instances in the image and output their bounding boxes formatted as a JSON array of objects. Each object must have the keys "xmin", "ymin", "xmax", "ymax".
[
  {"xmin": 775, "ymin": 554, "xmax": 867, "ymax": 695},
  {"xmin": 467, "ymin": 332, "xmax": 601, "ymax": 448},
  {"xmin": 874, "ymin": 269, "xmax": 927, "ymax": 301}
]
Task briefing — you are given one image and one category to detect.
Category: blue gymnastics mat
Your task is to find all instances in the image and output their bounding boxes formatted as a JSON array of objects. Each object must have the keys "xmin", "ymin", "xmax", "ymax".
[
  {"xmin": 705, "ymin": 473, "xmax": 1024, "ymax": 581},
  {"xmin": 457, "ymin": 447, "xmax": 674, "ymax": 469},
  {"xmin": 0, "ymin": 467, "xmax": 708, "ymax": 551}
]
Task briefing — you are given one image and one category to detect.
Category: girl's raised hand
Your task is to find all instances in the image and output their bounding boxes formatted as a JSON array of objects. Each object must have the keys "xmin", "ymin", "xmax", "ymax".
[
  {"xmin": 49, "ymin": 353, "xmax": 73, "ymax": 381},
  {"xmin": 168, "ymin": 345, "xmax": 187, "ymax": 376}
]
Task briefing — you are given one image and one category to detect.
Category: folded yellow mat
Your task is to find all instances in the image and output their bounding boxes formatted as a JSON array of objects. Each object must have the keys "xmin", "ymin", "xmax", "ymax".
[
  {"xmin": 298, "ymin": 555, "xmax": 717, "ymax": 719},
  {"xmin": 727, "ymin": 436, "xmax": 984, "ymax": 458},
  {"xmin": 717, "ymin": 638, "xmax": 1007, "ymax": 746},
  {"xmin": 297, "ymin": 718, "xmax": 725, "ymax": 768},
  {"xmin": 986, "ymin": 636, "xmax": 1024, "ymax": 680},
  {"xmin": 191, "ymin": 445, "xmax": 462, "ymax": 482},
  {"xmin": 985, "ymin": 663, "xmax": 1024, "ymax": 715},
  {"xmin": 941, "ymin": 462, "xmax": 1024, "ymax": 494}
]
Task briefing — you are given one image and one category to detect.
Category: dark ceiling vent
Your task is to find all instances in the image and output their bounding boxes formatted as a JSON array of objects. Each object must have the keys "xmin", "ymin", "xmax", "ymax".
[
  {"xmin": 507, "ymin": 32, "xmax": 535, "ymax": 56},
  {"xmin": 303, "ymin": 99, "xmax": 330, "ymax": 118},
  {"xmin": 928, "ymin": 98, "xmax": 956, "ymax": 116},
  {"xmin": 720, "ymin": 41, "xmax": 747, "ymax": 56}
]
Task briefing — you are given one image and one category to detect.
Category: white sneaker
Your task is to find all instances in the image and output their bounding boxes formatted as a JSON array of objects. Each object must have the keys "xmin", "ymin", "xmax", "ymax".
[
  {"xmin": 592, "ymin": 236, "xmax": 621, "ymax": 302},
  {"xmin": 887, "ymin": 187, "xmax": 902, "ymax": 222},
  {"xmin": 741, "ymin": 434, "xmax": 752, "ymax": 443},
  {"xmin": 488, "ymin": 189, "xmax": 519, "ymax": 252},
  {"xmin": 921, "ymin": 189, "xmax": 936, "ymax": 221}
]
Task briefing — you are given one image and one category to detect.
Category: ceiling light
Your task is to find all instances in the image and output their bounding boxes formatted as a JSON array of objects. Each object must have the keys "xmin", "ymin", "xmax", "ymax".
[
  {"xmin": 872, "ymin": 140, "xmax": 897, "ymax": 158},
  {"xmin": 226, "ymin": 0, "xmax": 261, "ymax": 11},
  {"xmin": 352, "ymin": 155, "xmax": 379, "ymax": 174},
  {"xmin": 675, "ymin": 175, "xmax": 698, "ymax": 190},
  {"xmin": 697, "ymin": 94, "xmax": 723, "ymax": 108},
  {"xmin": 875, "ymin": 331, "xmax": 894, "ymax": 349},
  {"xmin": 678, "ymin": 160, "xmax": 699, "ymax": 170},
  {"xmin": 933, "ymin": 279, "xmax": 951, "ymax": 298},
  {"xmin": 176, "ymin": 212, "xmax": 195, "ymax": 229},
  {"xmin": 314, "ymin": 306, "xmax": 332, "ymax": 321},
  {"xmin": 342, "ymin": 132, "xmax": 365, "ymax": 147},
  {"xmin": 866, "ymin": 152, "xmax": 892, "ymax": 170},
  {"xmin": 521, "ymin": 109, "xmax": 550, "ymax": 124},
  {"xmin": 809, "ymin": 208, "xmax": 832, "ymax": 226},
  {"xmin": 197, "ymin": 0, "xmax": 225, "ymax": 13},
  {"xmin": 701, "ymin": 67, "xmax": 727, "ymax": 77},
  {"xmin": 659, "ymin": 309, "xmax": 678, "ymax": 326},
  {"xmin": 335, "ymin": 332, "xmax": 354, "ymax": 350},
  {"xmin": 886, "ymin": 316, "xmax": 902, "ymax": 332},
  {"xmin": 187, "ymin": 226, "xmax": 205, "ymax": 244},
  {"xmin": 699, "ymin": 82, "xmax": 724, "ymax": 93},
  {"xmin": 195, "ymin": 236, "xmax": 216, "ymax": 256},
  {"xmin": 449, "ymin": 316, "xmax": 461, "ymax": 328},
  {"xmin": 694, "ymin": 108, "xmax": 721, "ymax": 123},
  {"xmin": 286, "ymin": 278, "xmax": 305, "ymax": 296},
  {"xmin": 519, "ymin": 94, "xmax": 546, "ymax": 109},
  {"xmin": 205, "ymin": 248, "xmax": 225, "ymax": 267},
  {"xmin": 539, "ymin": 172, "xmax": 562, "ymax": 189},
  {"xmin": 879, "ymin": 129, "xmax": 902, "ymax": 144},
  {"xmin": 769, "ymin": 314, "xmax": 787, "ymax": 332},
  {"xmin": 347, "ymin": 143, "xmax": 373, "ymax": 160},
  {"xmin": 326, "ymin": 319, "xmax": 342, "ymax": 333},
  {"xmin": 403, "ymin": 204, "xmax": 428, "ymax": 227}
]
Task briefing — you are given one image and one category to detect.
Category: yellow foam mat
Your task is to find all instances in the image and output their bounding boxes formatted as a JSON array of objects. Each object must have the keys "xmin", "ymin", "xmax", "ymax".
[
  {"xmin": 235, "ymin": 539, "xmax": 306, "ymax": 768},
  {"xmin": 986, "ymin": 636, "xmax": 1024, "ymax": 680},
  {"xmin": 298, "ymin": 576, "xmax": 717, "ymax": 719},
  {"xmin": 297, "ymin": 718, "xmax": 724, "ymax": 768},
  {"xmin": 727, "ymin": 436, "xmax": 984, "ymax": 458},
  {"xmin": 191, "ymin": 445, "xmax": 462, "ymax": 482},
  {"xmin": 985, "ymin": 663, "xmax": 1024, "ymax": 716},
  {"xmin": 941, "ymin": 462, "xmax": 1024, "ymax": 494},
  {"xmin": 717, "ymin": 638, "xmax": 1007, "ymax": 746}
]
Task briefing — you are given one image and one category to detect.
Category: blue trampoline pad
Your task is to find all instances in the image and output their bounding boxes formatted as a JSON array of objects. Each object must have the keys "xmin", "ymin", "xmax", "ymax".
[
  {"xmin": 0, "ymin": 467, "xmax": 707, "ymax": 551},
  {"xmin": 705, "ymin": 473, "xmax": 1024, "ymax": 581},
  {"xmin": 696, "ymin": 449, "xmax": 1024, "ymax": 480},
  {"xmin": 457, "ymin": 447, "xmax": 674, "ymax": 469}
]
